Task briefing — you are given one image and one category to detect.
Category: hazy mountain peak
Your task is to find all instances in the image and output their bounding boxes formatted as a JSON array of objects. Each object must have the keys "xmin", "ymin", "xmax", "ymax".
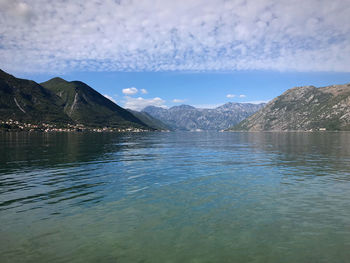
[
  {"xmin": 143, "ymin": 102, "xmax": 264, "ymax": 131},
  {"xmin": 170, "ymin": 104, "xmax": 196, "ymax": 110}
]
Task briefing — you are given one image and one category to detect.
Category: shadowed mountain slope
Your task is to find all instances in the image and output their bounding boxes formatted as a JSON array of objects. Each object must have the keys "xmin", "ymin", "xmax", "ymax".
[
  {"xmin": 0, "ymin": 69, "xmax": 72, "ymax": 124},
  {"xmin": 127, "ymin": 109, "xmax": 171, "ymax": 131}
]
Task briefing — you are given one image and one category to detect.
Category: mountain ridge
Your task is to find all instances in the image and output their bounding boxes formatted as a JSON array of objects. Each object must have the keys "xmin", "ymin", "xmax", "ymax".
[
  {"xmin": 0, "ymin": 69, "xmax": 73, "ymax": 124},
  {"xmin": 41, "ymin": 77, "xmax": 149, "ymax": 128},
  {"xmin": 0, "ymin": 69, "xmax": 152, "ymax": 131},
  {"xmin": 229, "ymin": 83, "xmax": 350, "ymax": 131},
  {"xmin": 127, "ymin": 109, "xmax": 171, "ymax": 131},
  {"xmin": 143, "ymin": 102, "xmax": 265, "ymax": 131}
]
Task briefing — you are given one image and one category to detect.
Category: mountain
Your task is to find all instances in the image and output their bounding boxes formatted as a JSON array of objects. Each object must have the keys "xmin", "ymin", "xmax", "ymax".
[
  {"xmin": 40, "ymin": 77, "xmax": 149, "ymax": 129},
  {"xmin": 127, "ymin": 109, "xmax": 171, "ymax": 131},
  {"xmin": 229, "ymin": 83, "xmax": 350, "ymax": 131},
  {"xmin": 143, "ymin": 103, "xmax": 265, "ymax": 131},
  {"xmin": 0, "ymin": 69, "xmax": 72, "ymax": 124},
  {"xmin": 0, "ymin": 69, "xmax": 151, "ymax": 130}
]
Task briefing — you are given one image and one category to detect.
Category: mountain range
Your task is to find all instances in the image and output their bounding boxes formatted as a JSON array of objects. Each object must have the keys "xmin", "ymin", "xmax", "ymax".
[
  {"xmin": 143, "ymin": 103, "xmax": 265, "ymax": 131},
  {"xmin": 2, "ymin": 68, "xmax": 350, "ymax": 132},
  {"xmin": 229, "ymin": 83, "xmax": 350, "ymax": 131}
]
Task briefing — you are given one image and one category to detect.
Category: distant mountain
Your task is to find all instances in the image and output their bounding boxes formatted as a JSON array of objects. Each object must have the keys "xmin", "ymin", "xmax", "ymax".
[
  {"xmin": 40, "ymin": 77, "xmax": 150, "ymax": 129},
  {"xmin": 127, "ymin": 109, "xmax": 171, "ymax": 131},
  {"xmin": 229, "ymin": 83, "xmax": 350, "ymax": 131},
  {"xmin": 143, "ymin": 103, "xmax": 265, "ymax": 131},
  {"xmin": 0, "ymin": 69, "xmax": 72, "ymax": 124}
]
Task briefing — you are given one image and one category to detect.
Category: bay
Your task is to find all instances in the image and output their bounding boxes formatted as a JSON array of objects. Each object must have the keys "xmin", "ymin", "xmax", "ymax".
[{"xmin": 1, "ymin": 131, "xmax": 350, "ymax": 263}]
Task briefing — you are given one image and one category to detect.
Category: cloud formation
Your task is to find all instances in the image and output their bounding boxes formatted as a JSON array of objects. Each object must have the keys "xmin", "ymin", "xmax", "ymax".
[
  {"xmin": 122, "ymin": 87, "xmax": 138, "ymax": 95},
  {"xmin": 0, "ymin": 0, "xmax": 34, "ymax": 22},
  {"xmin": 1, "ymin": 0, "xmax": 350, "ymax": 73},
  {"xmin": 239, "ymin": 94, "xmax": 246, "ymax": 98},
  {"xmin": 226, "ymin": 94, "xmax": 236, "ymax": 98},
  {"xmin": 124, "ymin": 96, "xmax": 166, "ymax": 111},
  {"xmin": 140, "ymin": 89, "xmax": 148, "ymax": 94},
  {"xmin": 173, "ymin": 99, "xmax": 186, "ymax": 103}
]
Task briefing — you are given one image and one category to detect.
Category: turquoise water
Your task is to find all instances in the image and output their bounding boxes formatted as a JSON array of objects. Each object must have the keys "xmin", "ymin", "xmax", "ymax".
[{"xmin": 1, "ymin": 131, "xmax": 350, "ymax": 262}]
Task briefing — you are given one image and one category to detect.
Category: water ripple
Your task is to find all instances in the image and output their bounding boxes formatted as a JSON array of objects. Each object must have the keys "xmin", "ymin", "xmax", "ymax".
[{"xmin": 1, "ymin": 132, "xmax": 350, "ymax": 262}]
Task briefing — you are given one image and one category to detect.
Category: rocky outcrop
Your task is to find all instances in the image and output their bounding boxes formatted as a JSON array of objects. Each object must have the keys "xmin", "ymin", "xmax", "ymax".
[{"xmin": 229, "ymin": 83, "xmax": 350, "ymax": 131}]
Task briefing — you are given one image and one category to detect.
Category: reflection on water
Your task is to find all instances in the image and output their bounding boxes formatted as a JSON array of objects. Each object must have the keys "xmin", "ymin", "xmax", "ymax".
[{"xmin": 1, "ymin": 131, "xmax": 350, "ymax": 263}]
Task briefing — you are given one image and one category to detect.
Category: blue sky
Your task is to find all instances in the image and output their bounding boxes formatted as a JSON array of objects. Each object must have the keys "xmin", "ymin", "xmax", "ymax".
[
  {"xmin": 19, "ymin": 70, "xmax": 350, "ymax": 110},
  {"xmin": 1, "ymin": 0, "xmax": 350, "ymax": 110}
]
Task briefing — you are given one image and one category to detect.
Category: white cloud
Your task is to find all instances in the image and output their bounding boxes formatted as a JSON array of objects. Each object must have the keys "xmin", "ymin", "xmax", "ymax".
[
  {"xmin": 0, "ymin": 0, "xmax": 34, "ymax": 22},
  {"xmin": 239, "ymin": 94, "xmax": 246, "ymax": 98},
  {"xmin": 122, "ymin": 87, "xmax": 138, "ymax": 95},
  {"xmin": 0, "ymin": 0, "xmax": 350, "ymax": 73},
  {"xmin": 172, "ymin": 99, "xmax": 186, "ymax": 103},
  {"xmin": 140, "ymin": 89, "xmax": 148, "ymax": 94},
  {"xmin": 103, "ymin": 94, "xmax": 117, "ymax": 104},
  {"xmin": 226, "ymin": 94, "xmax": 236, "ymax": 98},
  {"xmin": 124, "ymin": 96, "xmax": 166, "ymax": 111}
]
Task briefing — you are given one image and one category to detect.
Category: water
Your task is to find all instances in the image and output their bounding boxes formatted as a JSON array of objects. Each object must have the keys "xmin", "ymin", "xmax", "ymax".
[{"xmin": 1, "ymin": 131, "xmax": 350, "ymax": 263}]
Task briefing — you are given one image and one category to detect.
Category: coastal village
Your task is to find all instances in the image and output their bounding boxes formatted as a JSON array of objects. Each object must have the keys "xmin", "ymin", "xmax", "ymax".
[{"xmin": 0, "ymin": 119, "xmax": 150, "ymax": 133}]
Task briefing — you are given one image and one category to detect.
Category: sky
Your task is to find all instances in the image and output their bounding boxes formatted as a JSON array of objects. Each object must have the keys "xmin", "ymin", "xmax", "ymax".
[{"xmin": 1, "ymin": 0, "xmax": 350, "ymax": 110}]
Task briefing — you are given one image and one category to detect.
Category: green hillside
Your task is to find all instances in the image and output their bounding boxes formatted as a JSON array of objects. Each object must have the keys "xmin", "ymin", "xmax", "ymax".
[
  {"xmin": 0, "ymin": 69, "xmax": 153, "ymax": 131},
  {"xmin": 0, "ymin": 69, "xmax": 72, "ymax": 124},
  {"xmin": 41, "ymin": 77, "xmax": 150, "ymax": 129}
]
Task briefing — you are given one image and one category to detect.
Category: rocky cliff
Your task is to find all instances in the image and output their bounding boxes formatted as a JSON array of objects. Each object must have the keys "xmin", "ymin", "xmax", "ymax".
[{"xmin": 230, "ymin": 83, "xmax": 350, "ymax": 131}]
